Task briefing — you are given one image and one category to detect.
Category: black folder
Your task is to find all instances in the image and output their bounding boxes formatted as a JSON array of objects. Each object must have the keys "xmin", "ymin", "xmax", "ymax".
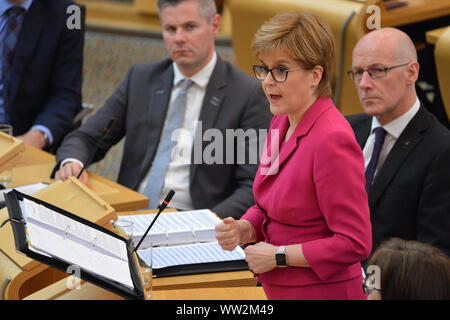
[
  {"xmin": 153, "ymin": 259, "xmax": 249, "ymax": 278},
  {"xmin": 4, "ymin": 190, "xmax": 145, "ymax": 300}
]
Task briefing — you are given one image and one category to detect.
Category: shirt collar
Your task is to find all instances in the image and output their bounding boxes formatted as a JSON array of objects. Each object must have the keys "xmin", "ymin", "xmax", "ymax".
[
  {"xmin": 371, "ymin": 97, "xmax": 420, "ymax": 139},
  {"xmin": 172, "ymin": 51, "xmax": 217, "ymax": 89},
  {"xmin": 0, "ymin": 0, "xmax": 33, "ymax": 16}
]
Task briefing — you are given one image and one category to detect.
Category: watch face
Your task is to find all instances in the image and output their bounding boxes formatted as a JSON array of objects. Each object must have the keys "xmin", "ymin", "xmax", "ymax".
[{"xmin": 275, "ymin": 251, "xmax": 287, "ymax": 267}]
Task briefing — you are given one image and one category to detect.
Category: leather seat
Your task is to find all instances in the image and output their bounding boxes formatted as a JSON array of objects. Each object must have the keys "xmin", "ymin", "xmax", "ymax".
[{"xmin": 227, "ymin": 0, "xmax": 375, "ymax": 115}]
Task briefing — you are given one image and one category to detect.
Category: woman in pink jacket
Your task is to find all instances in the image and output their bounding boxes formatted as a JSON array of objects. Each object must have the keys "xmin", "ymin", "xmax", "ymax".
[{"xmin": 216, "ymin": 13, "xmax": 372, "ymax": 300}]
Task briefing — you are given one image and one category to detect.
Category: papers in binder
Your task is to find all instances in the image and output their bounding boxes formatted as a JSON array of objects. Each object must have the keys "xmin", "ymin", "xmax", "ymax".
[
  {"xmin": 20, "ymin": 198, "xmax": 134, "ymax": 289},
  {"xmin": 120, "ymin": 209, "xmax": 248, "ymax": 276},
  {"xmin": 138, "ymin": 242, "xmax": 246, "ymax": 270},
  {"xmin": 118, "ymin": 209, "xmax": 221, "ymax": 248}
]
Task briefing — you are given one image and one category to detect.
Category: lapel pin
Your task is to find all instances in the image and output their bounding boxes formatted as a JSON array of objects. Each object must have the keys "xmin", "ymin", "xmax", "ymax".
[{"xmin": 210, "ymin": 96, "xmax": 220, "ymax": 106}]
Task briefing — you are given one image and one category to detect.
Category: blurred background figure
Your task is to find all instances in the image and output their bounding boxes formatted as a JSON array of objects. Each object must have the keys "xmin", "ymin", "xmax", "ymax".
[
  {"xmin": 0, "ymin": 0, "xmax": 83, "ymax": 151},
  {"xmin": 365, "ymin": 237, "xmax": 450, "ymax": 300}
]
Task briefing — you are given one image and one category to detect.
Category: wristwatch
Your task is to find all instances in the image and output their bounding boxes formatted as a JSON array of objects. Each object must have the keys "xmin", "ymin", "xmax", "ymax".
[
  {"xmin": 275, "ymin": 245, "xmax": 288, "ymax": 267},
  {"xmin": 39, "ymin": 130, "xmax": 50, "ymax": 148}
]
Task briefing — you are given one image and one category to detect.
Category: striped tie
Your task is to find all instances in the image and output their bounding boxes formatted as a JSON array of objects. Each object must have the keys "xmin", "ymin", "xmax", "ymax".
[
  {"xmin": 2, "ymin": 6, "xmax": 25, "ymax": 99},
  {"xmin": 142, "ymin": 78, "xmax": 193, "ymax": 208}
]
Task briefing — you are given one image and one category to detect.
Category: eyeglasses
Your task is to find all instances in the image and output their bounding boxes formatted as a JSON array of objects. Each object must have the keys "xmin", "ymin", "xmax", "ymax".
[
  {"xmin": 347, "ymin": 63, "xmax": 410, "ymax": 82},
  {"xmin": 252, "ymin": 65, "xmax": 303, "ymax": 83}
]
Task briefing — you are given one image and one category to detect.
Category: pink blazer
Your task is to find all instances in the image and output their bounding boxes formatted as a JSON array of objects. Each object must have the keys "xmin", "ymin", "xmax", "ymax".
[{"xmin": 242, "ymin": 97, "xmax": 372, "ymax": 287}]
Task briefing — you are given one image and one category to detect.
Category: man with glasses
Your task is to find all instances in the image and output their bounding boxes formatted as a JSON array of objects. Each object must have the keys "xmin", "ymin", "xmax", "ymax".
[{"xmin": 346, "ymin": 28, "xmax": 450, "ymax": 258}]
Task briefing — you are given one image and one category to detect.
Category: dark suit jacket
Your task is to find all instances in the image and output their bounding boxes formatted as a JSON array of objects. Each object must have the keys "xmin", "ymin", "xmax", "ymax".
[
  {"xmin": 6, "ymin": 0, "xmax": 83, "ymax": 147},
  {"xmin": 347, "ymin": 106, "xmax": 450, "ymax": 256},
  {"xmin": 55, "ymin": 56, "xmax": 272, "ymax": 219}
]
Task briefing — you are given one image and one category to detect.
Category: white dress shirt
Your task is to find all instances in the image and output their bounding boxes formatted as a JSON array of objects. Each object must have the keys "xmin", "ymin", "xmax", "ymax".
[
  {"xmin": 363, "ymin": 97, "xmax": 420, "ymax": 179},
  {"xmin": 138, "ymin": 52, "xmax": 218, "ymax": 209}
]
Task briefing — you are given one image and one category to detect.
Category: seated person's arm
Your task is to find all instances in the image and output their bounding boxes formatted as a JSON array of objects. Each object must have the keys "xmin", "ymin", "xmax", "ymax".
[
  {"xmin": 53, "ymin": 65, "xmax": 133, "ymax": 184},
  {"xmin": 54, "ymin": 159, "xmax": 88, "ymax": 185},
  {"xmin": 16, "ymin": 128, "xmax": 48, "ymax": 149},
  {"xmin": 31, "ymin": 10, "xmax": 84, "ymax": 149}
]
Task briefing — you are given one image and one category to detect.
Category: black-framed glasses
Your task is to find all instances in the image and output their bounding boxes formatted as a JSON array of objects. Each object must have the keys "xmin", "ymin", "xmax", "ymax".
[
  {"xmin": 252, "ymin": 65, "xmax": 303, "ymax": 83},
  {"xmin": 347, "ymin": 63, "xmax": 410, "ymax": 82}
]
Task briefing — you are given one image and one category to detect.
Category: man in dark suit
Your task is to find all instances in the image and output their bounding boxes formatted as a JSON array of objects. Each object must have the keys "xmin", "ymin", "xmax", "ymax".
[
  {"xmin": 54, "ymin": 0, "xmax": 271, "ymax": 219},
  {"xmin": 346, "ymin": 27, "xmax": 450, "ymax": 256},
  {"xmin": 0, "ymin": 0, "xmax": 83, "ymax": 150}
]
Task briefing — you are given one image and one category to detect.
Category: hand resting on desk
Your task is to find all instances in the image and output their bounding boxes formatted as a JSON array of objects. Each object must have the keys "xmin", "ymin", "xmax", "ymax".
[
  {"xmin": 54, "ymin": 162, "xmax": 89, "ymax": 185},
  {"xmin": 16, "ymin": 129, "xmax": 47, "ymax": 150}
]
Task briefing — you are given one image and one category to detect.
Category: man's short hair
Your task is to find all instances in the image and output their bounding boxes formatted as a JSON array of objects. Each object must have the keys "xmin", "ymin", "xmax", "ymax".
[{"xmin": 158, "ymin": 0, "xmax": 218, "ymax": 22}]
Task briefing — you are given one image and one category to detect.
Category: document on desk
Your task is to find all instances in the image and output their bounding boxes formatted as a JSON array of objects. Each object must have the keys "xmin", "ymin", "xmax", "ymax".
[
  {"xmin": 138, "ymin": 242, "xmax": 246, "ymax": 270},
  {"xmin": 22, "ymin": 198, "xmax": 134, "ymax": 289},
  {"xmin": 121, "ymin": 209, "xmax": 249, "ymax": 277},
  {"xmin": 118, "ymin": 209, "xmax": 221, "ymax": 248},
  {"xmin": 0, "ymin": 182, "xmax": 48, "ymax": 202}
]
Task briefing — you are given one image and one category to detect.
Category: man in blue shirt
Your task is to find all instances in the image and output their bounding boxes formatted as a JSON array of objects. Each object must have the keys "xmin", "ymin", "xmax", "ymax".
[{"xmin": 0, "ymin": 0, "xmax": 83, "ymax": 150}]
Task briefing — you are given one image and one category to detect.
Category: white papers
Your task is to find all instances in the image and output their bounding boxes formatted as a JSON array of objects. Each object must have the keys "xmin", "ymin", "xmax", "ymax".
[
  {"xmin": 22, "ymin": 199, "xmax": 134, "ymax": 289},
  {"xmin": 138, "ymin": 242, "xmax": 246, "ymax": 269},
  {"xmin": 118, "ymin": 209, "xmax": 221, "ymax": 248},
  {"xmin": 0, "ymin": 182, "xmax": 48, "ymax": 202},
  {"xmin": 125, "ymin": 210, "xmax": 246, "ymax": 273}
]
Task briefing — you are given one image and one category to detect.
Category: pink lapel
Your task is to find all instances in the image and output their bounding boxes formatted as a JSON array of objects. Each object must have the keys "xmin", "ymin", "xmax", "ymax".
[{"xmin": 259, "ymin": 97, "xmax": 334, "ymax": 179}]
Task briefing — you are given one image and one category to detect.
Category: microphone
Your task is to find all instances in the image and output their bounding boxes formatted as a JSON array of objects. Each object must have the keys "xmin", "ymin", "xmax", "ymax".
[
  {"xmin": 76, "ymin": 119, "xmax": 114, "ymax": 179},
  {"xmin": 133, "ymin": 189, "xmax": 175, "ymax": 252}
]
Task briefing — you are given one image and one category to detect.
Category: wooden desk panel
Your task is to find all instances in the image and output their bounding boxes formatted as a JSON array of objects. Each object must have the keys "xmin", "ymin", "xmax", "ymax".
[
  {"xmin": 25, "ymin": 277, "xmax": 264, "ymax": 300},
  {"xmin": 153, "ymin": 286, "xmax": 267, "ymax": 300},
  {"xmin": 380, "ymin": 0, "xmax": 450, "ymax": 27},
  {"xmin": 0, "ymin": 132, "xmax": 25, "ymax": 174},
  {"xmin": 426, "ymin": 26, "xmax": 449, "ymax": 45},
  {"xmin": 153, "ymin": 271, "xmax": 257, "ymax": 291},
  {"xmin": 10, "ymin": 145, "xmax": 149, "ymax": 211},
  {"xmin": 87, "ymin": 172, "xmax": 149, "ymax": 211}
]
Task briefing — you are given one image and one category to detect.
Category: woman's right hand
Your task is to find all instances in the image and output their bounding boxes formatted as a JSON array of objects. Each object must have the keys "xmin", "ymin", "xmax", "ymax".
[{"xmin": 215, "ymin": 217, "xmax": 242, "ymax": 251}]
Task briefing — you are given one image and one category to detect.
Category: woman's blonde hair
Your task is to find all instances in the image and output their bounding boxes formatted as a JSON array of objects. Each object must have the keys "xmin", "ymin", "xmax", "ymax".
[{"xmin": 251, "ymin": 12, "xmax": 335, "ymax": 98}]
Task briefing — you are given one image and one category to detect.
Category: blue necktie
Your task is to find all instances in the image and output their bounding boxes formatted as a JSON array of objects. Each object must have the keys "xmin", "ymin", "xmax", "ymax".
[
  {"xmin": 2, "ymin": 6, "xmax": 24, "ymax": 101},
  {"xmin": 143, "ymin": 78, "xmax": 193, "ymax": 208},
  {"xmin": 365, "ymin": 126, "xmax": 387, "ymax": 193}
]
